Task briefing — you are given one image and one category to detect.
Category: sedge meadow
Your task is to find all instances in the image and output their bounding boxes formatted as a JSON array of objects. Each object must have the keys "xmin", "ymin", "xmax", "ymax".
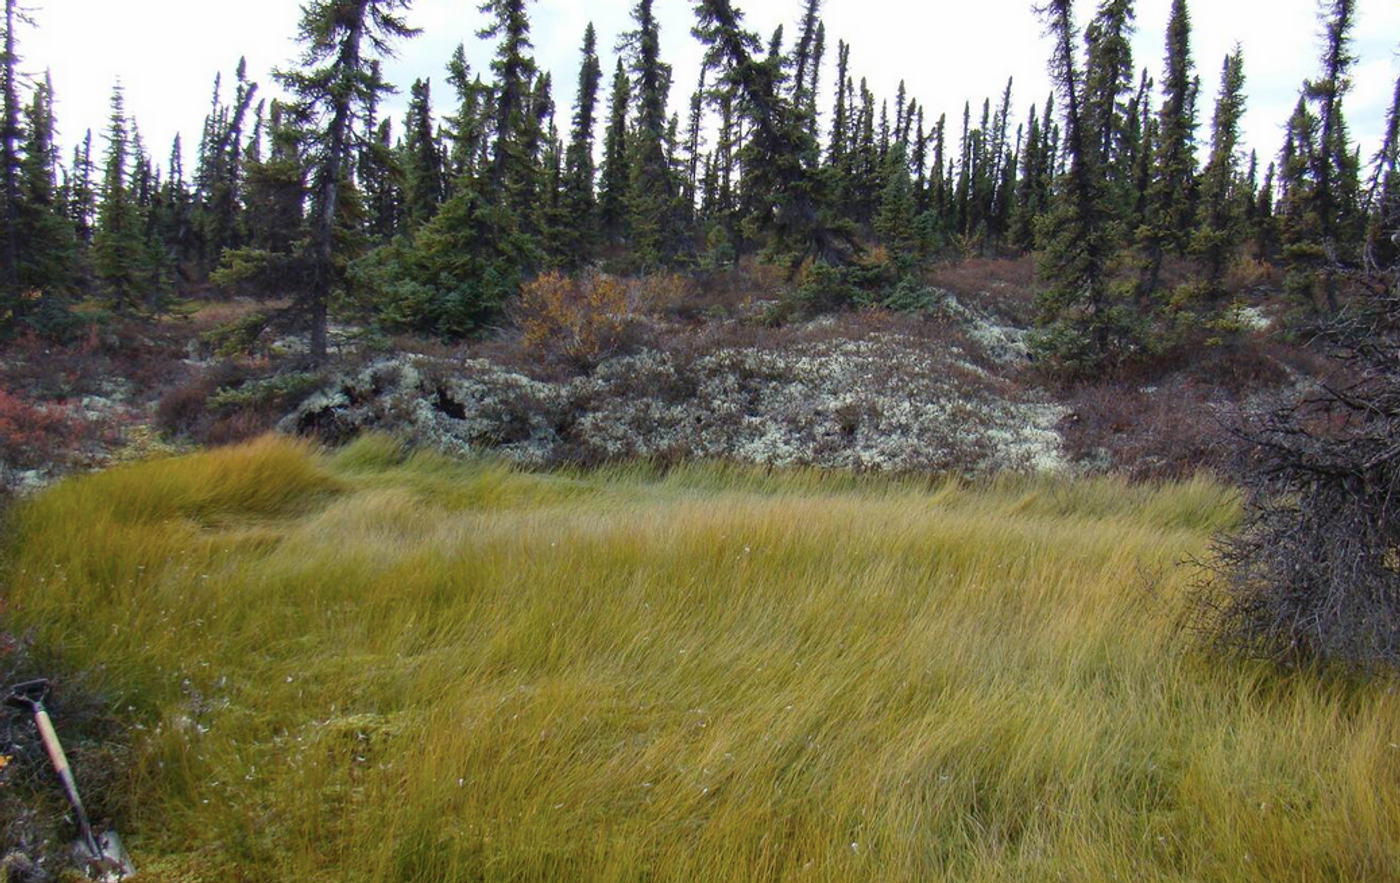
[
  {"xmin": 3, "ymin": 436, "xmax": 1399, "ymax": 881},
  {"xmin": 1, "ymin": 0, "xmax": 1399, "ymax": 874}
]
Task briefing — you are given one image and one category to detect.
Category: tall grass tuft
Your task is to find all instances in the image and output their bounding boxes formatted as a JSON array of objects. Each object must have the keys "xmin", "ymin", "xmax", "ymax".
[{"xmin": 5, "ymin": 436, "xmax": 1399, "ymax": 881}]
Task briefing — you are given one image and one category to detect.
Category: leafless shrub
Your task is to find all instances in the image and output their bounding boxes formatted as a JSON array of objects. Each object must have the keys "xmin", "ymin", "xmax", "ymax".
[
  {"xmin": 679, "ymin": 260, "xmax": 789, "ymax": 320},
  {"xmin": 1191, "ymin": 256, "xmax": 1400, "ymax": 670}
]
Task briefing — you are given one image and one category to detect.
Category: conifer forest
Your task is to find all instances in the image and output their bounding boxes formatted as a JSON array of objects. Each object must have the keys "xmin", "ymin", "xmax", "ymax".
[
  {"xmin": 1, "ymin": 0, "xmax": 1392, "ymax": 367},
  {"xmin": 4, "ymin": 0, "xmax": 1400, "ymax": 879}
]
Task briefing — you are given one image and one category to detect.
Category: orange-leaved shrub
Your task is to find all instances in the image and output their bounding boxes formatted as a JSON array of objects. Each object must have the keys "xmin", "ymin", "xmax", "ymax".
[{"xmin": 515, "ymin": 271, "xmax": 649, "ymax": 371}]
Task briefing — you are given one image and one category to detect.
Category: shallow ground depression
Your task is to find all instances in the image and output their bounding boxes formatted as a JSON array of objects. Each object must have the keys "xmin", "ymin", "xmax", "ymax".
[{"xmin": 5, "ymin": 437, "xmax": 1400, "ymax": 882}]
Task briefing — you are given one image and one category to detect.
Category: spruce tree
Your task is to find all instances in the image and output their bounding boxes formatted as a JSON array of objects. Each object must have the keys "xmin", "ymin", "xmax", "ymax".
[
  {"xmin": 1367, "ymin": 72, "xmax": 1400, "ymax": 267},
  {"xmin": 911, "ymin": 108, "xmax": 928, "ymax": 202},
  {"xmin": 1011, "ymin": 103, "xmax": 1040, "ymax": 250},
  {"xmin": 597, "ymin": 58, "xmax": 630, "ymax": 244},
  {"xmin": 195, "ymin": 60, "xmax": 259, "ymax": 274},
  {"xmin": 520, "ymin": 71, "xmax": 556, "ymax": 239},
  {"xmin": 820, "ymin": 44, "xmax": 853, "ymax": 231},
  {"xmin": 1031, "ymin": 0, "xmax": 1130, "ymax": 373},
  {"xmin": 878, "ymin": 99, "xmax": 891, "ymax": 164},
  {"xmin": 621, "ymin": 0, "xmax": 683, "ymax": 267},
  {"xmin": 131, "ymin": 124, "xmax": 175, "ymax": 310},
  {"xmin": 562, "ymin": 23, "xmax": 602, "ymax": 265},
  {"xmin": 160, "ymin": 134, "xmax": 199, "ymax": 280},
  {"xmin": 852, "ymin": 79, "xmax": 877, "ymax": 226},
  {"xmin": 1192, "ymin": 48, "xmax": 1246, "ymax": 301},
  {"xmin": 955, "ymin": 102, "xmax": 972, "ymax": 236},
  {"xmin": 875, "ymin": 143, "xmax": 916, "ymax": 255},
  {"xmin": 694, "ymin": 0, "xmax": 850, "ymax": 270},
  {"xmin": 360, "ymin": 112, "xmax": 402, "ymax": 242},
  {"xmin": 791, "ymin": 2, "xmax": 824, "ymax": 146},
  {"xmin": 683, "ymin": 67, "xmax": 706, "ymax": 210},
  {"xmin": 1294, "ymin": 0, "xmax": 1361, "ymax": 315},
  {"xmin": 894, "ymin": 82, "xmax": 907, "ymax": 146},
  {"xmin": 1137, "ymin": 0, "xmax": 1197, "ymax": 300},
  {"xmin": 403, "ymin": 77, "xmax": 445, "ymax": 229},
  {"xmin": 1083, "ymin": 0, "xmax": 1135, "ymax": 218},
  {"xmin": 243, "ymin": 101, "xmax": 306, "ymax": 255},
  {"xmin": 1126, "ymin": 69, "xmax": 1155, "ymax": 230},
  {"xmin": 92, "ymin": 84, "xmax": 148, "ymax": 313},
  {"xmin": 479, "ymin": 0, "xmax": 536, "ymax": 208},
  {"xmin": 274, "ymin": 0, "xmax": 418, "ymax": 360},
  {"xmin": 791, "ymin": 0, "xmax": 822, "ymax": 108},
  {"xmin": 350, "ymin": 2, "xmax": 560, "ymax": 340},
  {"xmin": 928, "ymin": 111, "xmax": 949, "ymax": 229},
  {"xmin": 0, "ymin": 0, "xmax": 25, "ymax": 309},
  {"xmin": 1277, "ymin": 94, "xmax": 1318, "ymax": 247},
  {"xmin": 987, "ymin": 79, "xmax": 1017, "ymax": 249},
  {"xmin": 13, "ymin": 71, "xmax": 76, "ymax": 332},
  {"xmin": 708, "ymin": 85, "xmax": 742, "ymax": 263},
  {"xmin": 1253, "ymin": 160, "xmax": 1278, "ymax": 260},
  {"xmin": 826, "ymin": 40, "xmax": 849, "ymax": 168},
  {"xmin": 444, "ymin": 44, "xmax": 490, "ymax": 185},
  {"xmin": 536, "ymin": 113, "xmax": 569, "ymax": 262}
]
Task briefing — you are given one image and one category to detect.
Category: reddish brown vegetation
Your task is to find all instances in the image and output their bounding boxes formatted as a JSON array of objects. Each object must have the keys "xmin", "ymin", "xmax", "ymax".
[
  {"xmin": 0, "ymin": 390, "xmax": 84, "ymax": 470},
  {"xmin": 1058, "ymin": 335, "xmax": 1336, "ymax": 479},
  {"xmin": 926, "ymin": 256, "xmax": 1039, "ymax": 322}
]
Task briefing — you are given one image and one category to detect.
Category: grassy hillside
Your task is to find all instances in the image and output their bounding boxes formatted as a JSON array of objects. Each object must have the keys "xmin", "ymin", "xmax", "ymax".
[{"xmin": 4, "ymin": 437, "xmax": 1400, "ymax": 881}]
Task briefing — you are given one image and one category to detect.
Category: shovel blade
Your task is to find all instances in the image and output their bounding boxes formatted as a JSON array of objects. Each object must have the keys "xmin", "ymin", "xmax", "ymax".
[{"xmin": 72, "ymin": 830, "xmax": 136, "ymax": 882}]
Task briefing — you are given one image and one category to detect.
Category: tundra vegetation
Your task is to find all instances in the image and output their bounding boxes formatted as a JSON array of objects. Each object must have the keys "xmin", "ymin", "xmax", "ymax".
[
  {"xmin": 4, "ymin": 436, "xmax": 1400, "ymax": 882},
  {"xmin": 0, "ymin": 0, "xmax": 1399, "ymax": 877}
]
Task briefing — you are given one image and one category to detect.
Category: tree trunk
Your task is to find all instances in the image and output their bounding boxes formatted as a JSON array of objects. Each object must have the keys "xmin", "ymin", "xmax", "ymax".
[
  {"xmin": 308, "ymin": 2, "xmax": 366, "ymax": 364},
  {"xmin": 310, "ymin": 295, "xmax": 329, "ymax": 362},
  {"xmin": 2, "ymin": 0, "xmax": 20, "ymax": 299}
]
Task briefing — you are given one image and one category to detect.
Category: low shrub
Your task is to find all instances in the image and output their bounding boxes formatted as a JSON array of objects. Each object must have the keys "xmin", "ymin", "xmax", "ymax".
[
  {"xmin": 634, "ymin": 272, "xmax": 696, "ymax": 317},
  {"xmin": 678, "ymin": 260, "xmax": 789, "ymax": 321},
  {"xmin": 351, "ymin": 191, "xmax": 533, "ymax": 340},
  {"xmin": 514, "ymin": 271, "xmax": 648, "ymax": 372},
  {"xmin": 201, "ymin": 310, "xmax": 275, "ymax": 358},
  {"xmin": 786, "ymin": 253, "xmax": 949, "ymax": 317},
  {"xmin": 204, "ymin": 409, "xmax": 285, "ymax": 447},
  {"xmin": 0, "ymin": 388, "xmax": 116, "ymax": 475},
  {"xmin": 790, "ymin": 258, "xmax": 897, "ymax": 314},
  {"xmin": 0, "ymin": 322, "xmax": 191, "ymax": 409},
  {"xmin": 156, "ymin": 365, "xmax": 324, "ymax": 447},
  {"xmin": 0, "ymin": 390, "xmax": 77, "ymax": 470},
  {"xmin": 1061, "ymin": 381, "xmax": 1233, "ymax": 480},
  {"xmin": 155, "ymin": 362, "xmax": 249, "ymax": 441},
  {"xmin": 1225, "ymin": 256, "xmax": 1280, "ymax": 293},
  {"xmin": 926, "ymin": 256, "xmax": 1039, "ymax": 323},
  {"xmin": 877, "ymin": 276, "xmax": 945, "ymax": 312},
  {"xmin": 206, "ymin": 372, "xmax": 323, "ymax": 414}
]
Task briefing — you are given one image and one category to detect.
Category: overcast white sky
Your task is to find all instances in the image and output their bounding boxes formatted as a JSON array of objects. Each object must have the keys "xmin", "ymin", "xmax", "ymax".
[{"xmin": 23, "ymin": 0, "xmax": 1400, "ymax": 178}]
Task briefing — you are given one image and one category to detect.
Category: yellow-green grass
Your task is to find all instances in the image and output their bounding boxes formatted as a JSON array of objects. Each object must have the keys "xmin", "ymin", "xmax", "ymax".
[{"xmin": 4, "ymin": 435, "xmax": 1399, "ymax": 881}]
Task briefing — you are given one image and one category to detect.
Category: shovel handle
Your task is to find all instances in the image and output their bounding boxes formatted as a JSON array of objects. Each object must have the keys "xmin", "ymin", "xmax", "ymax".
[
  {"xmin": 34, "ymin": 709, "xmax": 72, "ymax": 777},
  {"xmin": 34, "ymin": 708, "xmax": 104, "ymax": 860}
]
